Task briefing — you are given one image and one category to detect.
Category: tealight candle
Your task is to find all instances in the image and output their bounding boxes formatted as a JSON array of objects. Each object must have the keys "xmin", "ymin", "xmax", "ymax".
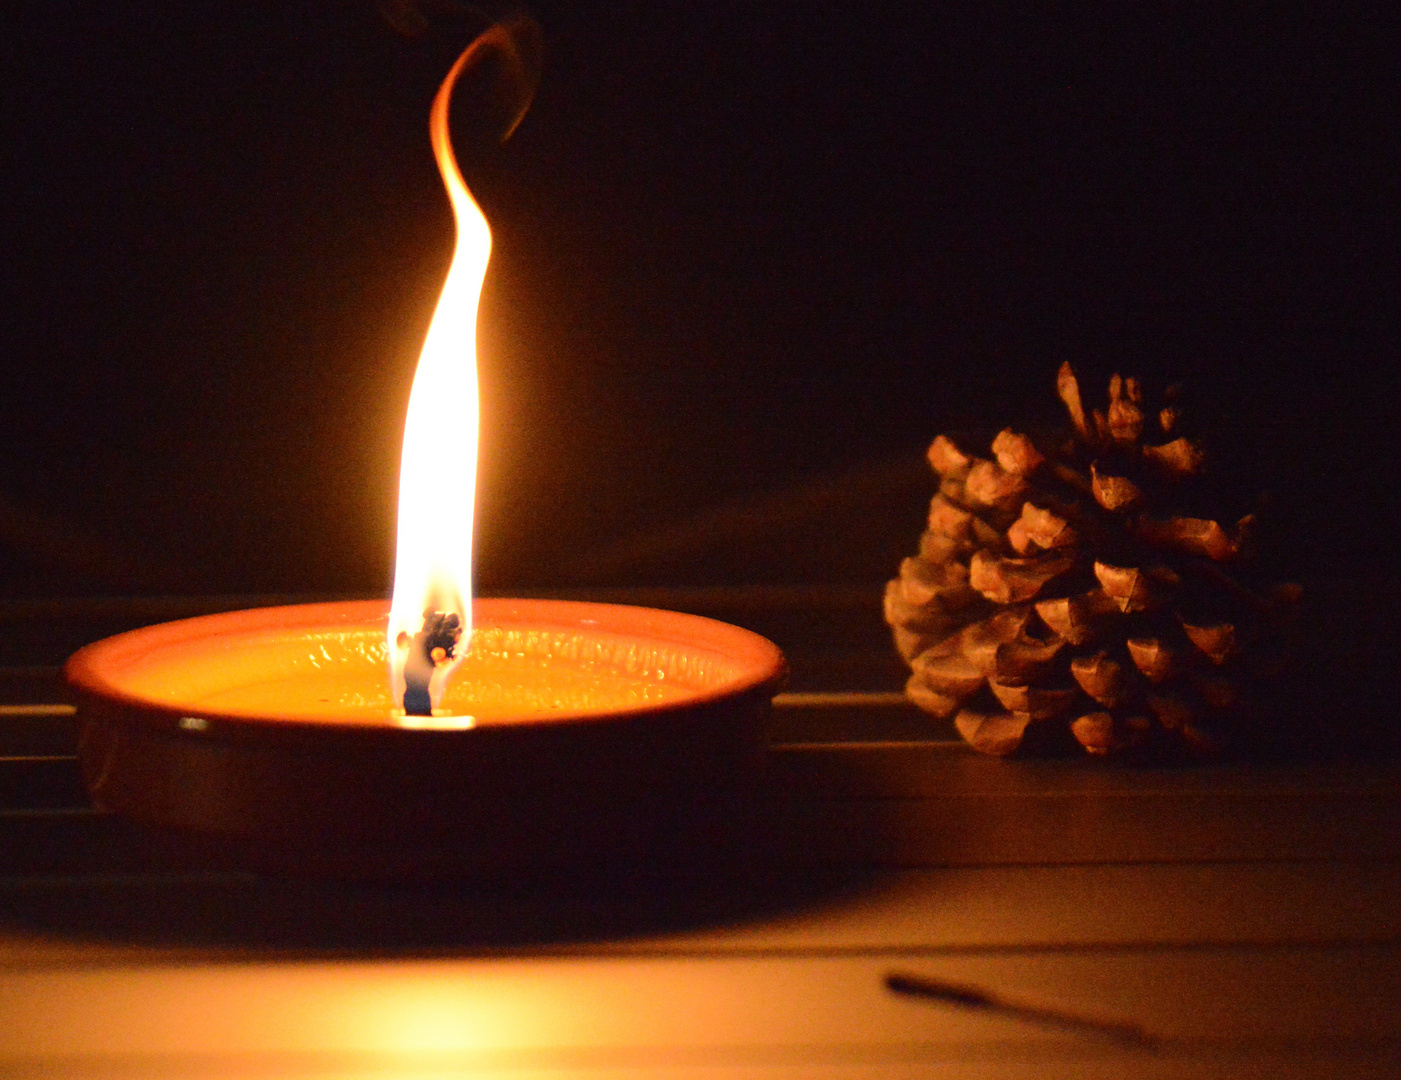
[
  {"xmin": 66, "ymin": 598, "xmax": 784, "ymax": 872},
  {"xmin": 62, "ymin": 23, "xmax": 787, "ymax": 874}
]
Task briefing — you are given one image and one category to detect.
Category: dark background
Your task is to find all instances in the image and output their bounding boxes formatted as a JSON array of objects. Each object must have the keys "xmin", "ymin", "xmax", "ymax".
[{"xmin": 0, "ymin": 2, "xmax": 1396, "ymax": 598}]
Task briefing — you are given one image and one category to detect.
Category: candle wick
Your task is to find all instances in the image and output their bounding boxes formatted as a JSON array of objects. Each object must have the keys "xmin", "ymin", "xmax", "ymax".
[{"xmin": 401, "ymin": 610, "xmax": 463, "ymax": 715}]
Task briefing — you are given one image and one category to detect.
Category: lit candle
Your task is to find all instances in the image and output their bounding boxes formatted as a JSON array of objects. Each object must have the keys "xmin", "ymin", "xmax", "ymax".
[{"xmin": 61, "ymin": 22, "xmax": 785, "ymax": 867}]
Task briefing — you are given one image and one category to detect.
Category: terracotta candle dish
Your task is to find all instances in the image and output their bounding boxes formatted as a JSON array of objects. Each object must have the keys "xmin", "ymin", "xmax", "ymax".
[{"xmin": 65, "ymin": 598, "xmax": 786, "ymax": 874}]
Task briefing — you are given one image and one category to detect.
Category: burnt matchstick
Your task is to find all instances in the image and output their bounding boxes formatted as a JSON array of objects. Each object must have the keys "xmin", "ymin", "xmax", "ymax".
[
  {"xmin": 884, "ymin": 971, "xmax": 1157, "ymax": 1048},
  {"xmin": 398, "ymin": 611, "xmax": 463, "ymax": 715}
]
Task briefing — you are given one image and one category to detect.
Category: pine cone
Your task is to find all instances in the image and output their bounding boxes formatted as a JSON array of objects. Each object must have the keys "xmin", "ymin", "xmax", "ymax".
[{"xmin": 885, "ymin": 363, "xmax": 1300, "ymax": 759}]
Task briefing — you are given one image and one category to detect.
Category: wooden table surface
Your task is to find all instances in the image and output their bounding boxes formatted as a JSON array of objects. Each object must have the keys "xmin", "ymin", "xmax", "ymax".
[{"xmin": 1, "ymin": 588, "xmax": 1398, "ymax": 1078}]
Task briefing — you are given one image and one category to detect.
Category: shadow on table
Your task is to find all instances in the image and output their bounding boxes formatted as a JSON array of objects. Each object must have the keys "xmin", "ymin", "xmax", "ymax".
[
  {"xmin": 0, "ymin": 858, "xmax": 881, "ymax": 955},
  {"xmin": 0, "ymin": 801, "xmax": 885, "ymax": 952}
]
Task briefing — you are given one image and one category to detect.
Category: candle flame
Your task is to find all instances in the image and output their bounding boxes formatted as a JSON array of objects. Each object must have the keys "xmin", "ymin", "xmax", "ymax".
[{"xmin": 389, "ymin": 19, "xmax": 540, "ymax": 715}]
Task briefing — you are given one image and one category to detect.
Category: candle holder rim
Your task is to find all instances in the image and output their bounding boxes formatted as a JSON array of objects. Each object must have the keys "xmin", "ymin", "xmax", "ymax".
[{"xmin": 63, "ymin": 597, "xmax": 788, "ymax": 736}]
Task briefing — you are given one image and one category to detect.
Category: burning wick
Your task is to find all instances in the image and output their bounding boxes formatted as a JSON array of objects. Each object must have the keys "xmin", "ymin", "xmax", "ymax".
[
  {"xmin": 386, "ymin": 16, "xmax": 541, "ymax": 717},
  {"xmin": 396, "ymin": 611, "xmax": 464, "ymax": 716}
]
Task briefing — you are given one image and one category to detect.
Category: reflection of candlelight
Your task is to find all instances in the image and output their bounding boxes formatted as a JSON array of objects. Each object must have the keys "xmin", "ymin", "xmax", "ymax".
[{"xmin": 60, "ymin": 22, "xmax": 785, "ymax": 867}]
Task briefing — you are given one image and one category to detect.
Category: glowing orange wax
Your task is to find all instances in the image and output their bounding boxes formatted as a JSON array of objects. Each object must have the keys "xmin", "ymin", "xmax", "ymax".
[
  {"xmin": 69, "ymin": 598, "xmax": 782, "ymax": 729},
  {"xmin": 194, "ymin": 628, "xmax": 703, "ymax": 724}
]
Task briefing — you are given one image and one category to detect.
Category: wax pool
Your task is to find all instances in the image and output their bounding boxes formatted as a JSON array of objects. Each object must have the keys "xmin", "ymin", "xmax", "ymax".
[
  {"xmin": 78, "ymin": 601, "xmax": 767, "ymax": 727},
  {"xmin": 191, "ymin": 625, "xmax": 720, "ymax": 724}
]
